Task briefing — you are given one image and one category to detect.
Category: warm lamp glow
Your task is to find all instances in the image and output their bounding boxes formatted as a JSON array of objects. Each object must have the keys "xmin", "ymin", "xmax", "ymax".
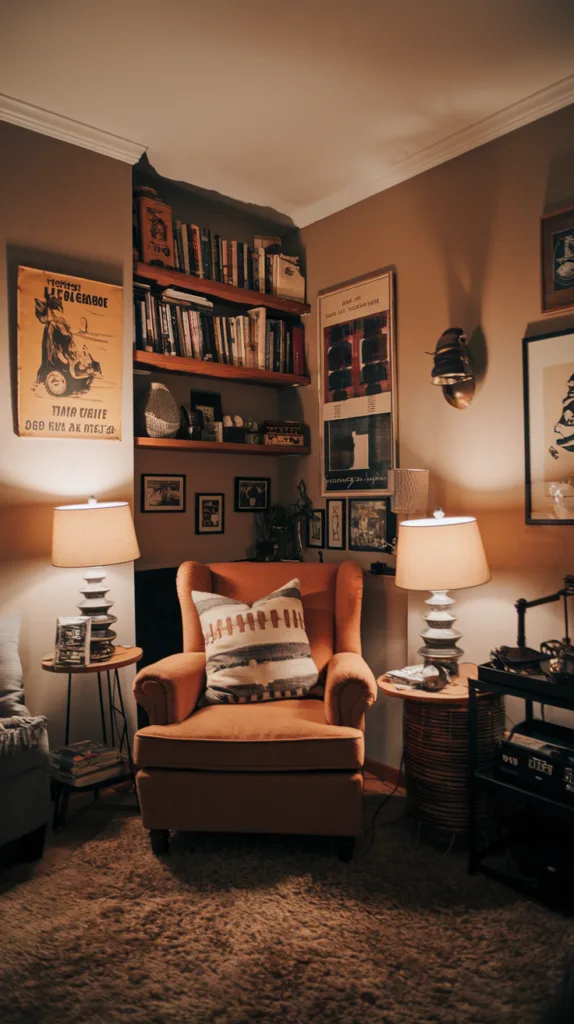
[
  {"xmin": 395, "ymin": 516, "xmax": 490, "ymax": 592},
  {"xmin": 52, "ymin": 499, "xmax": 140, "ymax": 568}
]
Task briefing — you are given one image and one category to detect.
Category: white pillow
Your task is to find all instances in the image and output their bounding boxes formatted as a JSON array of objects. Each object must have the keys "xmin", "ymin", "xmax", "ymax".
[{"xmin": 192, "ymin": 578, "xmax": 319, "ymax": 704}]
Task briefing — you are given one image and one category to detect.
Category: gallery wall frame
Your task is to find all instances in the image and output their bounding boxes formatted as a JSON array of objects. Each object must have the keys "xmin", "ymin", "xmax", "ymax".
[
  {"xmin": 541, "ymin": 207, "xmax": 574, "ymax": 315},
  {"xmin": 348, "ymin": 497, "xmax": 396, "ymax": 553},
  {"xmin": 234, "ymin": 477, "xmax": 271, "ymax": 512},
  {"xmin": 306, "ymin": 510, "xmax": 325, "ymax": 549},
  {"xmin": 523, "ymin": 328, "xmax": 574, "ymax": 524},
  {"xmin": 141, "ymin": 474, "xmax": 186, "ymax": 513},
  {"xmin": 326, "ymin": 498, "xmax": 346, "ymax": 550},
  {"xmin": 195, "ymin": 493, "xmax": 225, "ymax": 534},
  {"xmin": 318, "ymin": 267, "xmax": 397, "ymax": 497}
]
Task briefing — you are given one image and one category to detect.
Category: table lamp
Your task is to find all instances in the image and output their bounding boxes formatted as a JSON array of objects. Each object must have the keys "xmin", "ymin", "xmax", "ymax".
[
  {"xmin": 395, "ymin": 508, "xmax": 490, "ymax": 675},
  {"xmin": 52, "ymin": 497, "xmax": 140, "ymax": 662}
]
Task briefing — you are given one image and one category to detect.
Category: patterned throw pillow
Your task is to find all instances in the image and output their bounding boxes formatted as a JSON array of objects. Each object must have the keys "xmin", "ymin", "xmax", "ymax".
[{"xmin": 192, "ymin": 579, "xmax": 319, "ymax": 704}]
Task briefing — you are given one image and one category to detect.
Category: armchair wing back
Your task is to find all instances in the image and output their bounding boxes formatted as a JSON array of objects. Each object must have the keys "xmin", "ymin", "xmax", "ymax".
[{"xmin": 176, "ymin": 559, "xmax": 364, "ymax": 672}]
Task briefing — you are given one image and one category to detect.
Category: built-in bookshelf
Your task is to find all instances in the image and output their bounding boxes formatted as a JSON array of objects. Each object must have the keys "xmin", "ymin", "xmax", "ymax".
[
  {"xmin": 133, "ymin": 349, "xmax": 309, "ymax": 388},
  {"xmin": 135, "ymin": 437, "xmax": 310, "ymax": 457},
  {"xmin": 135, "ymin": 263, "xmax": 310, "ymax": 316}
]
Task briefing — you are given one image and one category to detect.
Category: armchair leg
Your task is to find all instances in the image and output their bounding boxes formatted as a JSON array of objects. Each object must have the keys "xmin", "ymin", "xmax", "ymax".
[
  {"xmin": 336, "ymin": 837, "xmax": 355, "ymax": 863},
  {"xmin": 150, "ymin": 829, "xmax": 170, "ymax": 855}
]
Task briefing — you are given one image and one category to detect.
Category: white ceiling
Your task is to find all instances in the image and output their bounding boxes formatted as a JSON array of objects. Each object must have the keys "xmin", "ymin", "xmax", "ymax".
[{"xmin": 1, "ymin": 0, "xmax": 574, "ymax": 227}]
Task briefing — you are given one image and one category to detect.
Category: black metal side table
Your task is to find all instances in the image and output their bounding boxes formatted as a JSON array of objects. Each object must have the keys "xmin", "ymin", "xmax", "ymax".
[
  {"xmin": 469, "ymin": 663, "xmax": 574, "ymax": 905},
  {"xmin": 41, "ymin": 645, "xmax": 142, "ymax": 829}
]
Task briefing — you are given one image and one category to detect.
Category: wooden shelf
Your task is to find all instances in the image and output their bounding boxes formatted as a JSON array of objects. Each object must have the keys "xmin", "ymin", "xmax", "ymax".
[
  {"xmin": 135, "ymin": 437, "xmax": 310, "ymax": 457},
  {"xmin": 134, "ymin": 262, "xmax": 310, "ymax": 316},
  {"xmin": 133, "ymin": 349, "xmax": 309, "ymax": 388}
]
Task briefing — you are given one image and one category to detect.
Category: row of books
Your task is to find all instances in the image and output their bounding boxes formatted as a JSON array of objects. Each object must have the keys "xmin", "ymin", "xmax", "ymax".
[
  {"xmin": 134, "ymin": 286, "xmax": 305, "ymax": 375},
  {"xmin": 171, "ymin": 222, "xmax": 305, "ymax": 300},
  {"xmin": 50, "ymin": 740, "xmax": 127, "ymax": 788}
]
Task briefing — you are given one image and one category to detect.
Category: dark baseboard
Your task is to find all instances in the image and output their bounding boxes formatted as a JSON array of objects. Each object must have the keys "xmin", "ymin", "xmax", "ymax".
[{"xmin": 364, "ymin": 757, "xmax": 406, "ymax": 791}]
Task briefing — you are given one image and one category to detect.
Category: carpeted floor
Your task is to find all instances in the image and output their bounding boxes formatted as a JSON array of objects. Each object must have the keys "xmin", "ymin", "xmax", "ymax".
[{"xmin": 0, "ymin": 808, "xmax": 572, "ymax": 1024}]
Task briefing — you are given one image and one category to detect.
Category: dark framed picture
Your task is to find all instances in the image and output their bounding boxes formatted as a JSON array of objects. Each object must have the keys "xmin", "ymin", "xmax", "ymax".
[
  {"xmin": 348, "ymin": 497, "xmax": 396, "ymax": 552},
  {"xmin": 141, "ymin": 474, "xmax": 186, "ymax": 513},
  {"xmin": 234, "ymin": 477, "xmax": 271, "ymax": 512},
  {"xmin": 307, "ymin": 509, "xmax": 325, "ymax": 548},
  {"xmin": 190, "ymin": 390, "xmax": 222, "ymax": 424},
  {"xmin": 195, "ymin": 493, "xmax": 225, "ymax": 534},
  {"xmin": 326, "ymin": 498, "xmax": 346, "ymax": 550},
  {"xmin": 523, "ymin": 328, "xmax": 574, "ymax": 524},
  {"xmin": 541, "ymin": 207, "xmax": 574, "ymax": 314}
]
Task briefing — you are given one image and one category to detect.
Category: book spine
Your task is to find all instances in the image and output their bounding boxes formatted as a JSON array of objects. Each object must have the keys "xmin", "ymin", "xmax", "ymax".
[
  {"xmin": 159, "ymin": 303, "xmax": 171, "ymax": 355},
  {"xmin": 286, "ymin": 326, "xmax": 292, "ymax": 374},
  {"xmin": 191, "ymin": 225, "xmax": 203, "ymax": 278},
  {"xmin": 237, "ymin": 242, "xmax": 244, "ymax": 289},
  {"xmin": 175, "ymin": 305, "xmax": 187, "ymax": 357},
  {"xmin": 214, "ymin": 317, "xmax": 224, "ymax": 363},
  {"xmin": 186, "ymin": 224, "xmax": 197, "ymax": 276},
  {"xmin": 169, "ymin": 305, "xmax": 181, "ymax": 356},
  {"xmin": 181, "ymin": 223, "xmax": 190, "ymax": 275},
  {"xmin": 292, "ymin": 324, "xmax": 305, "ymax": 375},
  {"xmin": 244, "ymin": 243, "xmax": 251, "ymax": 289},
  {"xmin": 150, "ymin": 295, "xmax": 160, "ymax": 353},
  {"xmin": 231, "ymin": 242, "xmax": 238, "ymax": 287},
  {"xmin": 212, "ymin": 233, "xmax": 221, "ymax": 282},
  {"xmin": 201, "ymin": 228, "xmax": 212, "ymax": 280},
  {"xmin": 265, "ymin": 254, "xmax": 272, "ymax": 293},
  {"xmin": 133, "ymin": 297, "xmax": 143, "ymax": 350}
]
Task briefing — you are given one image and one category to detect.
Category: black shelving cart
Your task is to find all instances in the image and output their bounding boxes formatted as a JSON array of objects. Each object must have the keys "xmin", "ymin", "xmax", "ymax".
[{"xmin": 468, "ymin": 664, "xmax": 574, "ymax": 904}]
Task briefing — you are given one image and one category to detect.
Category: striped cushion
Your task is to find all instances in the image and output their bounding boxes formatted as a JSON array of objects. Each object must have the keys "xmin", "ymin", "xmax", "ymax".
[{"xmin": 192, "ymin": 579, "xmax": 319, "ymax": 704}]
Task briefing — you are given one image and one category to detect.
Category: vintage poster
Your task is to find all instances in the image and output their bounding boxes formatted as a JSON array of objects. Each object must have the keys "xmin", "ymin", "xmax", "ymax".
[
  {"xmin": 319, "ymin": 270, "xmax": 396, "ymax": 496},
  {"xmin": 17, "ymin": 266, "xmax": 123, "ymax": 440},
  {"xmin": 524, "ymin": 329, "xmax": 574, "ymax": 523}
]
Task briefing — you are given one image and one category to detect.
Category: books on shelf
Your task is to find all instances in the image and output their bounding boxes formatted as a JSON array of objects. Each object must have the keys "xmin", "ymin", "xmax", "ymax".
[
  {"xmin": 134, "ymin": 289, "xmax": 305, "ymax": 375},
  {"xmin": 49, "ymin": 741, "xmax": 127, "ymax": 787}
]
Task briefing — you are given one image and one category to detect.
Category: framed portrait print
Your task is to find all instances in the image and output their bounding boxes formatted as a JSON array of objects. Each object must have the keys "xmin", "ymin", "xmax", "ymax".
[
  {"xmin": 141, "ymin": 474, "xmax": 186, "ymax": 513},
  {"xmin": 306, "ymin": 510, "xmax": 325, "ymax": 548},
  {"xmin": 523, "ymin": 329, "xmax": 574, "ymax": 524},
  {"xmin": 318, "ymin": 268, "xmax": 397, "ymax": 497},
  {"xmin": 190, "ymin": 390, "xmax": 222, "ymax": 424},
  {"xmin": 348, "ymin": 497, "xmax": 396, "ymax": 552},
  {"xmin": 234, "ymin": 477, "xmax": 271, "ymax": 512},
  {"xmin": 195, "ymin": 493, "xmax": 225, "ymax": 534},
  {"xmin": 541, "ymin": 208, "xmax": 574, "ymax": 314},
  {"xmin": 326, "ymin": 499, "xmax": 346, "ymax": 550}
]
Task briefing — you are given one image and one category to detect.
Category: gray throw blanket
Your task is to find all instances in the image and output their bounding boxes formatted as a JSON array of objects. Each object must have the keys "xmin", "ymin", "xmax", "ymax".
[{"xmin": 0, "ymin": 715, "xmax": 47, "ymax": 753}]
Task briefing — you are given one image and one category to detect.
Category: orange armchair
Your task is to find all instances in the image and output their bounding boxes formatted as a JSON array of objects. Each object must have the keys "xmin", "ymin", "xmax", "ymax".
[{"xmin": 133, "ymin": 560, "xmax": 376, "ymax": 857}]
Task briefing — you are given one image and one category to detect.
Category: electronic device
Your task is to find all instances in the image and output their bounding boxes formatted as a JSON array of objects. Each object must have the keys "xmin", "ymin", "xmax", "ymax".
[
  {"xmin": 496, "ymin": 718, "xmax": 574, "ymax": 805},
  {"xmin": 490, "ymin": 575, "xmax": 574, "ymax": 684}
]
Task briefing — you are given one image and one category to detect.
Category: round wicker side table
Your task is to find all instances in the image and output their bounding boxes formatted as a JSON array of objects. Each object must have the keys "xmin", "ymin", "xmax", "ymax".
[{"xmin": 378, "ymin": 664, "xmax": 504, "ymax": 837}]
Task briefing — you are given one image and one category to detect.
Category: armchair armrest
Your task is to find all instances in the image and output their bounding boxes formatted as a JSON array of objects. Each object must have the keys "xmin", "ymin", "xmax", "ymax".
[
  {"xmin": 324, "ymin": 652, "xmax": 377, "ymax": 730},
  {"xmin": 133, "ymin": 653, "xmax": 206, "ymax": 726}
]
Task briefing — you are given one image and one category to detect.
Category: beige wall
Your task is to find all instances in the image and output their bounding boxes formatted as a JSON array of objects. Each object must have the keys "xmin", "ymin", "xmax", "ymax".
[
  {"xmin": 0, "ymin": 121, "xmax": 136, "ymax": 746},
  {"xmin": 282, "ymin": 104, "xmax": 574, "ymax": 766}
]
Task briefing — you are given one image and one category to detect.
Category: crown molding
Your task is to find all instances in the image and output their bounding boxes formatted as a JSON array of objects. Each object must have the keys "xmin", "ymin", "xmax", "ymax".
[
  {"xmin": 0, "ymin": 94, "xmax": 145, "ymax": 164},
  {"xmin": 294, "ymin": 74, "xmax": 574, "ymax": 228}
]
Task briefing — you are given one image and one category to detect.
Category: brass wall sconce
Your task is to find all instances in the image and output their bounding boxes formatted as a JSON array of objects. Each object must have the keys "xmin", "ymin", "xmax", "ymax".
[{"xmin": 430, "ymin": 327, "xmax": 475, "ymax": 409}]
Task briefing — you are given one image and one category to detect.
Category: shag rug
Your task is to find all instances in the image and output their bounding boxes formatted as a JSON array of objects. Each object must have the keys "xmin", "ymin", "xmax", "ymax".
[{"xmin": 0, "ymin": 812, "xmax": 573, "ymax": 1024}]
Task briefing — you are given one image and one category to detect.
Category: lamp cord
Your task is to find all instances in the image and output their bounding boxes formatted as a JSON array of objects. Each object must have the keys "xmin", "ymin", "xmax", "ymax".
[{"xmin": 363, "ymin": 751, "xmax": 405, "ymax": 841}]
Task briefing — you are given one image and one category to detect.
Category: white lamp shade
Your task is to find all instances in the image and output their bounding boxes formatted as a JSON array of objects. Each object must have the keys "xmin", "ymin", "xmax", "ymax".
[
  {"xmin": 52, "ymin": 500, "xmax": 140, "ymax": 568},
  {"xmin": 395, "ymin": 515, "xmax": 490, "ymax": 592},
  {"xmin": 391, "ymin": 469, "xmax": 429, "ymax": 515}
]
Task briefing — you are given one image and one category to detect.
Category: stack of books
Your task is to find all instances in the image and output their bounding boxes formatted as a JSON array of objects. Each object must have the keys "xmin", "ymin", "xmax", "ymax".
[
  {"xmin": 169, "ymin": 222, "xmax": 305, "ymax": 300},
  {"xmin": 50, "ymin": 740, "xmax": 127, "ymax": 788},
  {"xmin": 134, "ymin": 286, "xmax": 305, "ymax": 375}
]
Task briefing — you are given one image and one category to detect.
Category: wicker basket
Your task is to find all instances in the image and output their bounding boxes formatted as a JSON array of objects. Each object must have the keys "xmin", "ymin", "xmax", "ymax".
[{"xmin": 144, "ymin": 382, "xmax": 180, "ymax": 439}]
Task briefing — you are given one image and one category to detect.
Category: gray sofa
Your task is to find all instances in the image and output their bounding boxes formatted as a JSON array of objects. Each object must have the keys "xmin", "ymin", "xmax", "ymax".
[{"xmin": 0, "ymin": 614, "xmax": 50, "ymax": 861}]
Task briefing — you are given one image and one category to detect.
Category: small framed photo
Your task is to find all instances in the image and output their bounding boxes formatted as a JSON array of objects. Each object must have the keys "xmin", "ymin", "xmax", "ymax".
[
  {"xmin": 523, "ymin": 328, "xmax": 574, "ymax": 524},
  {"xmin": 348, "ymin": 497, "xmax": 396, "ymax": 552},
  {"xmin": 54, "ymin": 616, "xmax": 91, "ymax": 667},
  {"xmin": 326, "ymin": 498, "xmax": 346, "ymax": 550},
  {"xmin": 234, "ymin": 477, "xmax": 271, "ymax": 512},
  {"xmin": 190, "ymin": 390, "xmax": 222, "ymax": 424},
  {"xmin": 307, "ymin": 509, "xmax": 325, "ymax": 548},
  {"xmin": 195, "ymin": 493, "xmax": 225, "ymax": 534},
  {"xmin": 541, "ymin": 207, "xmax": 574, "ymax": 314},
  {"xmin": 141, "ymin": 474, "xmax": 186, "ymax": 513}
]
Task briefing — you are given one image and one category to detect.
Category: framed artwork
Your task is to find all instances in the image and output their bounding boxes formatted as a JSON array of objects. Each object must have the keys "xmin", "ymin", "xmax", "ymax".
[
  {"xmin": 17, "ymin": 266, "xmax": 123, "ymax": 439},
  {"xmin": 190, "ymin": 390, "xmax": 222, "ymax": 424},
  {"xmin": 541, "ymin": 208, "xmax": 574, "ymax": 314},
  {"xmin": 141, "ymin": 474, "xmax": 186, "ymax": 513},
  {"xmin": 326, "ymin": 498, "xmax": 346, "ymax": 550},
  {"xmin": 234, "ymin": 477, "xmax": 271, "ymax": 512},
  {"xmin": 195, "ymin": 493, "xmax": 225, "ymax": 534},
  {"xmin": 523, "ymin": 328, "xmax": 574, "ymax": 524},
  {"xmin": 318, "ymin": 268, "xmax": 397, "ymax": 496},
  {"xmin": 348, "ymin": 497, "xmax": 396, "ymax": 552},
  {"xmin": 307, "ymin": 510, "xmax": 325, "ymax": 548}
]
